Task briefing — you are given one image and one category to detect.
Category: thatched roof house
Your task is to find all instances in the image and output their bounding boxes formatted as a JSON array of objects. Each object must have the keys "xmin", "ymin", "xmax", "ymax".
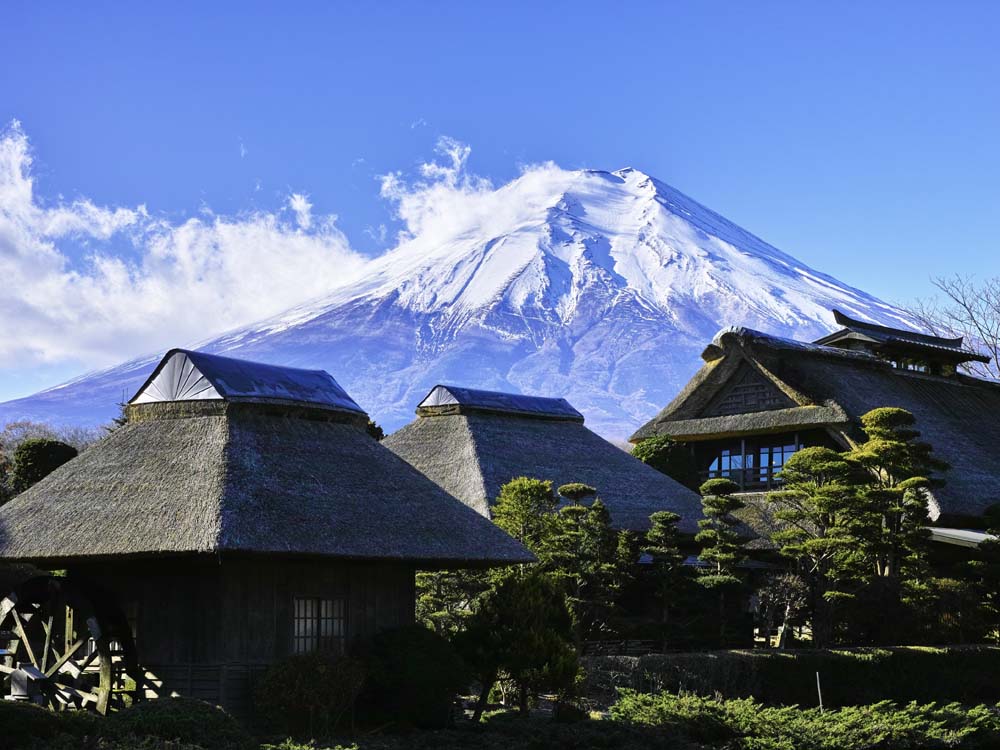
[
  {"xmin": 631, "ymin": 312, "xmax": 1000, "ymax": 524},
  {"xmin": 383, "ymin": 385, "xmax": 703, "ymax": 533},
  {"xmin": 0, "ymin": 349, "xmax": 530, "ymax": 566},
  {"xmin": 0, "ymin": 350, "xmax": 531, "ymax": 715},
  {"xmin": 0, "ymin": 350, "xmax": 525, "ymax": 564}
]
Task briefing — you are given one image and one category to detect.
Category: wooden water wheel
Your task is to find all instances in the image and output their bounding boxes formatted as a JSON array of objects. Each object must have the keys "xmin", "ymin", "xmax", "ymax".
[{"xmin": 0, "ymin": 575, "xmax": 142, "ymax": 714}]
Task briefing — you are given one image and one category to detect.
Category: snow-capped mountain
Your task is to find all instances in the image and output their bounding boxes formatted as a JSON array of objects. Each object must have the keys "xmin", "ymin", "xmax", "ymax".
[{"xmin": 0, "ymin": 167, "xmax": 911, "ymax": 439}]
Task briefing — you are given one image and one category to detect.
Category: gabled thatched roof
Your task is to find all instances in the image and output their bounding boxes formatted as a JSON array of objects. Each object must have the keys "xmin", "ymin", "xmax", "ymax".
[
  {"xmin": 384, "ymin": 386, "xmax": 703, "ymax": 533},
  {"xmin": 0, "ymin": 357, "xmax": 532, "ymax": 567},
  {"xmin": 632, "ymin": 326, "xmax": 1000, "ymax": 521}
]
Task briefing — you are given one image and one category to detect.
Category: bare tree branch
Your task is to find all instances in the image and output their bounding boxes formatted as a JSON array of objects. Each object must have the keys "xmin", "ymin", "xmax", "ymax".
[{"xmin": 902, "ymin": 275, "xmax": 1000, "ymax": 380}]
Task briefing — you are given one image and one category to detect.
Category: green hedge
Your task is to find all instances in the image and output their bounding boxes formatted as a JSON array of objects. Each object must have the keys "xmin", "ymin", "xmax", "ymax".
[
  {"xmin": 610, "ymin": 690, "xmax": 1000, "ymax": 750},
  {"xmin": 104, "ymin": 696, "xmax": 253, "ymax": 750},
  {"xmin": 584, "ymin": 646, "xmax": 1000, "ymax": 708}
]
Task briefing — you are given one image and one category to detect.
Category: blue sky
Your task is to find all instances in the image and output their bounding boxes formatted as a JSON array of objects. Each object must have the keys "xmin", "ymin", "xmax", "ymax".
[{"xmin": 1, "ymin": 1, "xmax": 999, "ymax": 401}]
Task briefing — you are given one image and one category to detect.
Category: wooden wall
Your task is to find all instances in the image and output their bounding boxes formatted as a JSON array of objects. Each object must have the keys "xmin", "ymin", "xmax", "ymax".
[{"xmin": 74, "ymin": 556, "xmax": 416, "ymax": 718}]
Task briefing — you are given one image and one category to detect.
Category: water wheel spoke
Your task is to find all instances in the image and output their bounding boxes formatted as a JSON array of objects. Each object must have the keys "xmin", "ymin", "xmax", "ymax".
[
  {"xmin": 40, "ymin": 615, "xmax": 54, "ymax": 673},
  {"xmin": 45, "ymin": 638, "xmax": 85, "ymax": 678},
  {"xmin": 0, "ymin": 663, "xmax": 14, "ymax": 674},
  {"xmin": 10, "ymin": 609, "xmax": 39, "ymax": 668},
  {"xmin": 0, "ymin": 595, "xmax": 17, "ymax": 622},
  {"xmin": 51, "ymin": 680, "xmax": 102, "ymax": 706}
]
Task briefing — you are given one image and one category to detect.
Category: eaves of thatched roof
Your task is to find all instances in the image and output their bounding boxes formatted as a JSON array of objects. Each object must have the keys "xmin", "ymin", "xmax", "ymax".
[
  {"xmin": 632, "ymin": 326, "xmax": 1000, "ymax": 520},
  {"xmin": 0, "ymin": 358, "xmax": 533, "ymax": 568},
  {"xmin": 384, "ymin": 388, "xmax": 704, "ymax": 534}
]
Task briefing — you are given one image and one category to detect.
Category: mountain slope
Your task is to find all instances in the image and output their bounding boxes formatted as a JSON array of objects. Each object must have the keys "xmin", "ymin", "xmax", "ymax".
[{"xmin": 0, "ymin": 167, "xmax": 910, "ymax": 439}]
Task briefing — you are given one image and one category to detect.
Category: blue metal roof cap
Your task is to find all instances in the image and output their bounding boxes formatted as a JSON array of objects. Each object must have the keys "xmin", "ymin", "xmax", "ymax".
[
  {"xmin": 130, "ymin": 348, "xmax": 365, "ymax": 414},
  {"xmin": 418, "ymin": 384, "xmax": 584, "ymax": 421}
]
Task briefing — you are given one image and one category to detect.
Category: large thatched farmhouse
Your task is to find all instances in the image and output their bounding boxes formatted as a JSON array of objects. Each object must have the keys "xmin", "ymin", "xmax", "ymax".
[
  {"xmin": 0, "ymin": 350, "xmax": 530, "ymax": 716},
  {"xmin": 631, "ymin": 310, "xmax": 1000, "ymax": 530},
  {"xmin": 384, "ymin": 385, "xmax": 703, "ymax": 532}
]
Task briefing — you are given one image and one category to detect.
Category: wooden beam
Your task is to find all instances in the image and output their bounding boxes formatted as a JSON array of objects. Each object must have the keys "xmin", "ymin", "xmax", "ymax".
[
  {"xmin": 10, "ymin": 609, "xmax": 37, "ymax": 669},
  {"xmin": 45, "ymin": 638, "xmax": 84, "ymax": 678}
]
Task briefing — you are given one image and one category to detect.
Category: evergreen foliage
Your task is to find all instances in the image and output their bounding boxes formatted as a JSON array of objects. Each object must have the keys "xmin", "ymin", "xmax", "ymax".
[
  {"xmin": 547, "ymin": 497, "xmax": 624, "ymax": 646},
  {"xmin": 359, "ymin": 625, "xmax": 470, "ymax": 729},
  {"xmin": 491, "ymin": 477, "xmax": 559, "ymax": 557},
  {"xmin": 415, "ymin": 569, "xmax": 489, "ymax": 636},
  {"xmin": 253, "ymin": 652, "xmax": 366, "ymax": 736},
  {"xmin": 643, "ymin": 510, "xmax": 685, "ymax": 650},
  {"xmin": 631, "ymin": 434, "xmax": 699, "ymax": 489},
  {"xmin": 10, "ymin": 437, "xmax": 77, "ymax": 494},
  {"xmin": 842, "ymin": 407, "xmax": 944, "ymax": 642},
  {"xmin": 366, "ymin": 419, "xmax": 385, "ymax": 441},
  {"xmin": 695, "ymin": 478, "xmax": 747, "ymax": 646},
  {"xmin": 556, "ymin": 482, "xmax": 597, "ymax": 502},
  {"xmin": 769, "ymin": 446, "xmax": 861, "ymax": 646},
  {"xmin": 695, "ymin": 478, "xmax": 745, "ymax": 589},
  {"xmin": 455, "ymin": 571, "xmax": 577, "ymax": 720}
]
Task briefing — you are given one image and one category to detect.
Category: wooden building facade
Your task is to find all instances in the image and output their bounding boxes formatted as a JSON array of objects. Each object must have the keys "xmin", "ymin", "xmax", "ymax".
[{"xmin": 631, "ymin": 310, "xmax": 1000, "ymax": 525}]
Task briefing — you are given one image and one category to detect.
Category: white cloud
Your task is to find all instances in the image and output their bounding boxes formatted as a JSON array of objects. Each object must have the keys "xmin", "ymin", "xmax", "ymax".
[
  {"xmin": 287, "ymin": 192, "xmax": 312, "ymax": 229},
  {"xmin": 0, "ymin": 121, "xmax": 364, "ymax": 371},
  {"xmin": 379, "ymin": 135, "xmax": 566, "ymax": 246}
]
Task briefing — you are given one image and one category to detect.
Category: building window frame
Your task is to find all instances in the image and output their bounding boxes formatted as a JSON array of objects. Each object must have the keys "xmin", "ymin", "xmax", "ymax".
[
  {"xmin": 292, "ymin": 595, "xmax": 346, "ymax": 655},
  {"xmin": 704, "ymin": 434, "xmax": 800, "ymax": 490}
]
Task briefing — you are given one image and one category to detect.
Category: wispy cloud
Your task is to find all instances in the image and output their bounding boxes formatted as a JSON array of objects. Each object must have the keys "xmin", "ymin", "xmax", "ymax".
[
  {"xmin": 379, "ymin": 135, "xmax": 562, "ymax": 245},
  {"xmin": 287, "ymin": 192, "xmax": 312, "ymax": 230},
  {"xmin": 0, "ymin": 121, "xmax": 364, "ymax": 371}
]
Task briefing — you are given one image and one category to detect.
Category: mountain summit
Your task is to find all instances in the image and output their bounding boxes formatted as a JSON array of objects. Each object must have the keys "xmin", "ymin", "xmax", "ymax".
[{"xmin": 0, "ymin": 167, "xmax": 909, "ymax": 438}]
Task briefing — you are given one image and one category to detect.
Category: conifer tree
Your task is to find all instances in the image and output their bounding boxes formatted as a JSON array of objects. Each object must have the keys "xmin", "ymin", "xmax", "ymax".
[
  {"xmin": 844, "ymin": 408, "xmax": 943, "ymax": 640},
  {"xmin": 415, "ymin": 569, "xmax": 488, "ymax": 636},
  {"xmin": 769, "ymin": 446, "xmax": 860, "ymax": 647},
  {"xmin": 548, "ymin": 491, "xmax": 621, "ymax": 646},
  {"xmin": 643, "ymin": 510, "xmax": 685, "ymax": 650},
  {"xmin": 696, "ymin": 477, "xmax": 746, "ymax": 645},
  {"xmin": 491, "ymin": 477, "xmax": 559, "ymax": 563},
  {"xmin": 455, "ymin": 571, "xmax": 576, "ymax": 720}
]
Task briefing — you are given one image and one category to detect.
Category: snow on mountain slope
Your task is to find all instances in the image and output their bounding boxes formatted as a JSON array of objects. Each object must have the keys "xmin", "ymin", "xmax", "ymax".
[{"xmin": 0, "ymin": 167, "xmax": 910, "ymax": 439}]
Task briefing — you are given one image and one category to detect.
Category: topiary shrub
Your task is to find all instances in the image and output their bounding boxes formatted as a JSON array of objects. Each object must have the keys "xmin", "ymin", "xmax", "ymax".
[
  {"xmin": 358, "ymin": 624, "xmax": 470, "ymax": 729},
  {"xmin": 253, "ymin": 651, "xmax": 367, "ymax": 737},
  {"xmin": 104, "ymin": 696, "xmax": 252, "ymax": 750}
]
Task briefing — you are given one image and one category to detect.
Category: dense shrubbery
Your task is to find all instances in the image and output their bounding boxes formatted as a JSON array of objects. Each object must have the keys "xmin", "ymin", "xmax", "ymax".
[
  {"xmin": 254, "ymin": 652, "xmax": 367, "ymax": 736},
  {"xmin": 358, "ymin": 625, "xmax": 470, "ymax": 729},
  {"xmin": 0, "ymin": 697, "xmax": 246, "ymax": 750},
  {"xmin": 611, "ymin": 690, "xmax": 1000, "ymax": 750},
  {"xmin": 584, "ymin": 646, "xmax": 1000, "ymax": 707},
  {"xmin": 104, "ymin": 696, "xmax": 253, "ymax": 750},
  {"xmin": 0, "ymin": 700, "xmax": 98, "ymax": 748}
]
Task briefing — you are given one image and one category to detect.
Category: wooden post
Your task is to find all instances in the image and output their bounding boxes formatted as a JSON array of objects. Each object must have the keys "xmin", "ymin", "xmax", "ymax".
[{"xmin": 816, "ymin": 671, "xmax": 824, "ymax": 712}]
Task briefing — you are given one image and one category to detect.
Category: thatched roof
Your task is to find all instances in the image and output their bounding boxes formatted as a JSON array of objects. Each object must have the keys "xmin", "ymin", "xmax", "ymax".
[
  {"xmin": 0, "ymin": 355, "xmax": 532, "ymax": 567},
  {"xmin": 384, "ymin": 385, "xmax": 703, "ymax": 533},
  {"xmin": 131, "ymin": 348, "xmax": 365, "ymax": 413},
  {"xmin": 632, "ymin": 326, "xmax": 1000, "ymax": 521}
]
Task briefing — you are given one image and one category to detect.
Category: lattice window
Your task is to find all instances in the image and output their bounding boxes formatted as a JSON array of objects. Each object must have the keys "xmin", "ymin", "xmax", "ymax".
[
  {"xmin": 293, "ymin": 597, "xmax": 346, "ymax": 654},
  {"xmin": 708, "ymin": 368, "xmax": 786, "ymax": 416}
]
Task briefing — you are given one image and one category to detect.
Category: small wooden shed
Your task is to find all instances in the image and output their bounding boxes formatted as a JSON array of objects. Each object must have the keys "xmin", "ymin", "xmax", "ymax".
[{"xmin": 0, "ymin": 350, "xmax": 530, "ymax": 716}]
